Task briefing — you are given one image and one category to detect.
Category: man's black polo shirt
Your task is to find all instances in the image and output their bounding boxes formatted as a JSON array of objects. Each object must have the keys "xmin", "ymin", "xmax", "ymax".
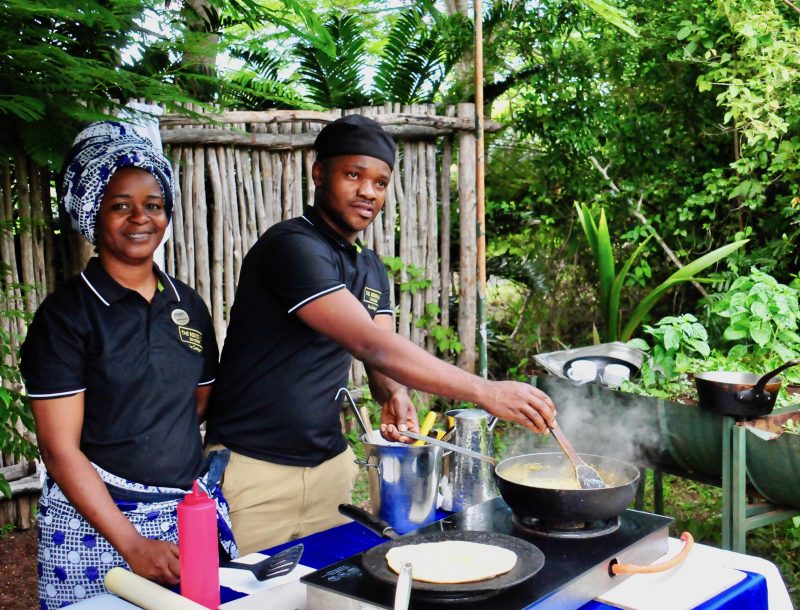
[
  {"xmin": 205, "ymin": 206, "xmax": 393, "ymax": 467},
  {"xmin": 20, "ymin": 257, "xmax": 218, "ymax": 489}
]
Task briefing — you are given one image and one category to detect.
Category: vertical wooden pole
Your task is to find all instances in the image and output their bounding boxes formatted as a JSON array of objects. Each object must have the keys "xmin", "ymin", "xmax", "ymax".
[
  {"xmin": 474, "ymin": 0, "xmax": 488, "ymax": 378},
  {"xmin": 457, "ymin": 103, "xmax": 477, "ymax": 372}
]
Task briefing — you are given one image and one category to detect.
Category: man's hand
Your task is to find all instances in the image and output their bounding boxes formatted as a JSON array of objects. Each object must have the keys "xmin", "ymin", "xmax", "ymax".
[
  {"xmin": 379, "ymin": 389, "xmax": 420, "ymax": 443},
  {"xmin": 479, "ymin": 381, "xmax": 557, "ymax": 434},
  {"xmin": 121, "ymin": 536, "xmax": 181, "ymax": 586}
]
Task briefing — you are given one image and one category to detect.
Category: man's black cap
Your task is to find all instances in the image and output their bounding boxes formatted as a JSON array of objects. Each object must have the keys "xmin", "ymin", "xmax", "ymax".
[{"xmin": 314, "ymin": 115, "xmax": 395, "ymax": 169}]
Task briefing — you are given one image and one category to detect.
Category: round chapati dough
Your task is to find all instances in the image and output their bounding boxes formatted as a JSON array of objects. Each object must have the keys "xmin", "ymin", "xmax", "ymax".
[{"xmin": 385, "ymin": 540, "xmax": 517, "ymax": 584}]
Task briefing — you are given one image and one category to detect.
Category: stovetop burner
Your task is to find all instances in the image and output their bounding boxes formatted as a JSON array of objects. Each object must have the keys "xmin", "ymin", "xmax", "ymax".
[
  {"xmin": 302, "ymin": 498, "xmax": 674, "ymax": 610},
  {"xmin": 512, "ymin": 514, "xmax": 621, "ymax": 538}
]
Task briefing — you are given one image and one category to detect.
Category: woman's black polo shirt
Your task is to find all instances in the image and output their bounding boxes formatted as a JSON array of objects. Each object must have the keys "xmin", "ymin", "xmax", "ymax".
[
  {"xmin": 205, "ymin": 206, "xmax": 393, "ymax": 467},
  {"xmin": 20, "ymin": 257, "xmax": 218, "ymax": 489}
]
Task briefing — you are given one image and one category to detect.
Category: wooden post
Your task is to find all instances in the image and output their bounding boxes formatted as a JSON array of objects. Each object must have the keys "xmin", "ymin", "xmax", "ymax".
[
  {"xmin": 474, "ymin": 0, "xmax": 488, "ymax": 378},
  {"xmin": 457, "ymin": 103, "xmax": 477, "ymax": 372}
]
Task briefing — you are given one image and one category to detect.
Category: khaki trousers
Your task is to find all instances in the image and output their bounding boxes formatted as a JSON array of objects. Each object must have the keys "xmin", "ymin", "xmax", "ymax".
[{"xmin": 211, "ymin": 445, "xmax": 360, "ymax": 556}]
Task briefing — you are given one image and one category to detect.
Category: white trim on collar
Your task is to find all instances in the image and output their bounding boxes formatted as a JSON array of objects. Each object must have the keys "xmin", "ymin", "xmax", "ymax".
[
  {"xmin": 80, "ymin": 272, "xmax": 110, "ymax": 307},
  {"xmin": 161, "ymin": 273, "xmax": 182, "ymax": 302}
]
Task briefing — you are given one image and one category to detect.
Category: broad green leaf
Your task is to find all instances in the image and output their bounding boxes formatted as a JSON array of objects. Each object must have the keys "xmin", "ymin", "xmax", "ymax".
[
  {"xmin": 627, "ymin": 338, "xmax": 650, "ymax": 351},
  {"xmin": 596, "ymin": 209, "xmax": 616, "ymax": 337},
  {"xmin": 749, "ymin": 320, "xmax": 771, "ymax": 346},
  {"xmin": 609, "ymin": 235, "xmax": 651, "ymax": 342},
  {"xmin": 724, "ymin": 325, "xmax": 748, "ymax": 341},
  {"xmin": 663, "ymin": 326, "xmax": 680, "ymax": 351},
  {"xmin": 620, "ymin": 239, "xmax": 748, "ymax": 341},
  {"xmin": 750, "ymin": 301, "xmax": 768, "ymax": 317},
  {"xmin": 728, "ymin": 344, "xmax": 749, "ymax": 359}
]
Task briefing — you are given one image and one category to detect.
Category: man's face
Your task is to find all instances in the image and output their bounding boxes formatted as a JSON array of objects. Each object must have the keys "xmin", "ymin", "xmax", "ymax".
[{"xmin": 312, "ymin": 155, "xmax": 391, "ymax": 243}]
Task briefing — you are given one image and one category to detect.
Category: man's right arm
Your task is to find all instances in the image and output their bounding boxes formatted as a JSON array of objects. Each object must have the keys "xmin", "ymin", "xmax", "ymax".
[{"xmin": 295, "ymin": 289, "xmax": 556, "ymax": 434}]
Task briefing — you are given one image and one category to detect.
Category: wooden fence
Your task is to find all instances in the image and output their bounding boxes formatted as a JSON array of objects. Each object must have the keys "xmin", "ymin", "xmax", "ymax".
[{"xmin": 0, "ymin": 103, "xmax": 494, "ymax": 527}]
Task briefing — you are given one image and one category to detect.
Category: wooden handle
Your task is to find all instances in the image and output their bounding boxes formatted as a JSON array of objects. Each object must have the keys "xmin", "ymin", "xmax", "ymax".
[
  {"xmin": 550, "ymin": 426, "xmax": 581, "ymax": 464},
  {"xmin": 360, "ymin": 406, "xmax": 377, "ymax": 443}
]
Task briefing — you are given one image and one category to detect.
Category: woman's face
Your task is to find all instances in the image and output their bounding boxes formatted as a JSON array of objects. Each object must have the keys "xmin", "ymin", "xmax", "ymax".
[{"xmin": 95, "ymin": 167, "xmax": 168, "ymax": 265}]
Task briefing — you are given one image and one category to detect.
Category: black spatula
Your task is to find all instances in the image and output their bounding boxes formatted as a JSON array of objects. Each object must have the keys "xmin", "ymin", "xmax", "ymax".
[{"xmin": 220, "ymin": 544, "xmax": 304, "ymax": 581}]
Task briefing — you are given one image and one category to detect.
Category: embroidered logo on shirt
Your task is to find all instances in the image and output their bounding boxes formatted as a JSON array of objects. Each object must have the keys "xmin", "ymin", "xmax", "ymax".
[
  {"xmin": 171, "ymin": 308, "xmax": 190, "ymax": 326},
  {"xmin": 363, "ymin": 287, "xmax": 381, "ymax": 312},
  {"xmin": 178, "ymin": 326, "xmax": 203, "ymax": 353}
]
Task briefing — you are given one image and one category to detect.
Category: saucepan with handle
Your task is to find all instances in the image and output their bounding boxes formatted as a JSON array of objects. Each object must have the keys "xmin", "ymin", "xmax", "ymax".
[{"xmin": 694, "ymin": 359, "xmax": 800, "ymax": 418}]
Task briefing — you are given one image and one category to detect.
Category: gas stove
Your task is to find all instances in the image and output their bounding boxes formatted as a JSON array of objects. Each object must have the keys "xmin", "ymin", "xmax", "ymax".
[{"xmin": 301, "ymin": 497, "xmax": 672, "ymax": 609}]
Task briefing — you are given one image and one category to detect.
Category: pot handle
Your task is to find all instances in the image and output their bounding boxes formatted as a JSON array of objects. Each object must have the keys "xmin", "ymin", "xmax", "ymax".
[
  {"xmin": 610, "ymin": 532, "xmax": 694, "ymax": 575},
  {"xmin": 753, "ymin": 359, "xmax": 800, "ymax": 394},
  {"xmin": 338, "ymin": 503, "xmax": 398, "ymax": 539}
]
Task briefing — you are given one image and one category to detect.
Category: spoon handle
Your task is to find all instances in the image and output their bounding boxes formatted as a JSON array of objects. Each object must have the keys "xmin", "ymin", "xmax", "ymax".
[{"xmin": 549, "ymin": 426, "xmax": 582, "ymax": 465}]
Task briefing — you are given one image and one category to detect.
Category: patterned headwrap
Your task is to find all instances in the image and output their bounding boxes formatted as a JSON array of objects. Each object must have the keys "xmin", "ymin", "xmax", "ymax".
[{"xmin": 60, "ymin": 121, "xmax": 174, "ymax": 244}]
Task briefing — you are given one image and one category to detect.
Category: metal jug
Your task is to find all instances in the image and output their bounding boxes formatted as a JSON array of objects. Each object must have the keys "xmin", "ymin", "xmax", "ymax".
[{"xmin": 442, "ymin": 408, "xmax": 499, "ymax": 512}]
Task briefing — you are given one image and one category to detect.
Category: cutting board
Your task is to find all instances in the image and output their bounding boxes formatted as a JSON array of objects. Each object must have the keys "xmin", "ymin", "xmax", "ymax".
[{"xmin": 598, "ymin": 554, "xmax": 745, "ymax": 609}]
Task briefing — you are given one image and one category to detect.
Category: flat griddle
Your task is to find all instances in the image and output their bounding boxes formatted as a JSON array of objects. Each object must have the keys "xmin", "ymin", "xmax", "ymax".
[{"xmin": 360, "ymin": 530, "xmax": 545, "ymax": 603}]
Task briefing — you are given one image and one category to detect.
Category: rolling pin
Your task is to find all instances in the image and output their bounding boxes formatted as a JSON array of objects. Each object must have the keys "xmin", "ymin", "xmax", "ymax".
[{"xmin": 104, "ymin": 567, "xmax": 210, "ymax": 610}]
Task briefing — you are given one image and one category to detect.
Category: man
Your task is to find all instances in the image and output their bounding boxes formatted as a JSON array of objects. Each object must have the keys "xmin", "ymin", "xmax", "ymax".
[{"xmin": 205, "ymin": 115, "xmax": 556, "ymax": 554}]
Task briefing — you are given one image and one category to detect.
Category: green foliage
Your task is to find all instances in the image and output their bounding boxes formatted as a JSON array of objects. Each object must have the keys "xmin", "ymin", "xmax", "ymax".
[
  {"xmin": 293, "ymin": 13, "xmax": 371, "ymax": 109},
  {"xmin": 0, "ymin": 282, "xmax": 37, "ymax": 500},
  {"xmin": 707, "ymin": 268, "xmax": 800, "ymax": 382},
  {"xmin": 373, "ymin": 2, "xmax": 470, "ymax": 104},
  {"xmin": 629, "ymin": 314, "xmax": 710, "ymax": 380},
  {"xmin": 415, "ymin": 304, "xmax": 462, "ymax": 357},
  {"xmin": 576, "ymin": 203, "xmax": 747, "ymax": 342}
]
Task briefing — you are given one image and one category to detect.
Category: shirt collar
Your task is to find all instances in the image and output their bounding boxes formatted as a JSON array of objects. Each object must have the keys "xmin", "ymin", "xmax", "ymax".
[
  {"xmin": 301, "ymin": 205, "xmax": 364, "ymax": 254},
  {"xmin": 80, "ymin": 257, "xmax": 181, "ymax": 306}
]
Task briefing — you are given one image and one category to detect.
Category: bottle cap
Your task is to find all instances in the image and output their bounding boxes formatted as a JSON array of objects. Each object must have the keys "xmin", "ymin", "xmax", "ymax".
[{"xmin": 182, "ymin": 481, "xmax": 211, "ymax": 506}]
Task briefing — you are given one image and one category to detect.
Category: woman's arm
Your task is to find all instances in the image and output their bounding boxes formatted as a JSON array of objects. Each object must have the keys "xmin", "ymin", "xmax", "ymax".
[{"xmin": 33, "ymin": 395, "xmax": 182, "ymax": 585}]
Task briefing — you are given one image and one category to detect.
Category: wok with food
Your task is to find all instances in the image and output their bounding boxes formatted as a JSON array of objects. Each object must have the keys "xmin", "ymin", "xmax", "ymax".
[{"xmin": 494, "ymin": 452, "xmax": 641, "ymax": 523}]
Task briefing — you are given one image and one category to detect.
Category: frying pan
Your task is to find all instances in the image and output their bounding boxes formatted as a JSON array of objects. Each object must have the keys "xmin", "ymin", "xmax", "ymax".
[
  {"xmin": 494, "ymin": 453, "xmax": 640, "ymax": 523},
  {"xmin": 694, "ymin": 359, "xmax": 800, "ymax": 418},
  {"xmin": 402, "ymin": 431, "xmax": 641, "ymax": 524},
  {"xmin": 340, "ymin": 504, "xmax": 545, "ymax": 603}
]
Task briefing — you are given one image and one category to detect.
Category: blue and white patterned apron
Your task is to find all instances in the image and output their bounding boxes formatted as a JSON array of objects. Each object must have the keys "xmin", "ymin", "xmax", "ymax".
[{"xmin": 37, "ymin": 450, "xmax": 238, "ymax": 608}]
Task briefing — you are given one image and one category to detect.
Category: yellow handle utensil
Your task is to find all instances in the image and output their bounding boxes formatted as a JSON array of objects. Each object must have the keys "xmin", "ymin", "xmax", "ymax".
[{"xmin": 414, "ymin": 411, "xmax": 437, "ymax": 446}]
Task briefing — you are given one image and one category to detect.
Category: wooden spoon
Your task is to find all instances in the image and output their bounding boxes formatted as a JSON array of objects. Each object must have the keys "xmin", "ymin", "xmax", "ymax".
[{"xmin": 548, "ymin": 425, "xmax": 606, "ymax": 489}]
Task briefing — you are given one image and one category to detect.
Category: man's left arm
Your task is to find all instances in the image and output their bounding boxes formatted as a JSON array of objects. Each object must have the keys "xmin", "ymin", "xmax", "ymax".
[{"xmin": 365, "ymin": 315, "xmax": 419, "ymax": 441}]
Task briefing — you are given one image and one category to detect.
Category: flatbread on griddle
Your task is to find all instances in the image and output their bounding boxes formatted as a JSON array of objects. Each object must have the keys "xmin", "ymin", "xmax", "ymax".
[{"xmin": 385, "ymin": 540, "xmax": 517, "ymax": 584}]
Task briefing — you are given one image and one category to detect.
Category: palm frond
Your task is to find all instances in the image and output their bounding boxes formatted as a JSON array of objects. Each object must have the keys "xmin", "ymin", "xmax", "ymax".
[
  {"xmin": 373, "ymin": 4, "xmax": 470, "ymax": 104},
  {"xmin": 293, "ymin": 13, "xmax": 369, "ymax": 108}
]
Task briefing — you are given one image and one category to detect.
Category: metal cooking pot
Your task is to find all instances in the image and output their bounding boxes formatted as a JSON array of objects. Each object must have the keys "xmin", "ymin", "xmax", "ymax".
[
  {"xmin": 358, "ymin": 435, "xmax": 443, "ymax": 534},
  {"xmin": 694, "ymin": 359, "xmax": 800, "ymax": 418}
]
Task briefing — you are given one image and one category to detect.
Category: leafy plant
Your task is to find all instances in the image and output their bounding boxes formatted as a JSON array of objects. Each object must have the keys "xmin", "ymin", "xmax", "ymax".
[
  {"xmin": 708, "ymin": 268, "xmax": 800, "ymax": 383},
  {"xmin": 629, "ymin": 314, "xmax": 710, "ymax": 380},
  {"xmin": 0, "ymin": 280, "xmax": 37, "ymax": 499},
  {"xmin": 576, "ymin": 203, "xmax": 748, "ymax": 342}
]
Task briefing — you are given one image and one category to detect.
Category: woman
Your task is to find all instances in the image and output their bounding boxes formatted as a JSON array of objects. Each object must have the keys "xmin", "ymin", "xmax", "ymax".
[{"xmin": 20, "ymin": 121, "xmax": 237, "ymax": 608}]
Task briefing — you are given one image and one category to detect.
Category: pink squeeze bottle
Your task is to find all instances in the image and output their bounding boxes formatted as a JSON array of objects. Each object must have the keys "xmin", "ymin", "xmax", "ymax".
[{"xmin": 177, "ymin": 482, "xmax": 220, "ymax": 609}]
